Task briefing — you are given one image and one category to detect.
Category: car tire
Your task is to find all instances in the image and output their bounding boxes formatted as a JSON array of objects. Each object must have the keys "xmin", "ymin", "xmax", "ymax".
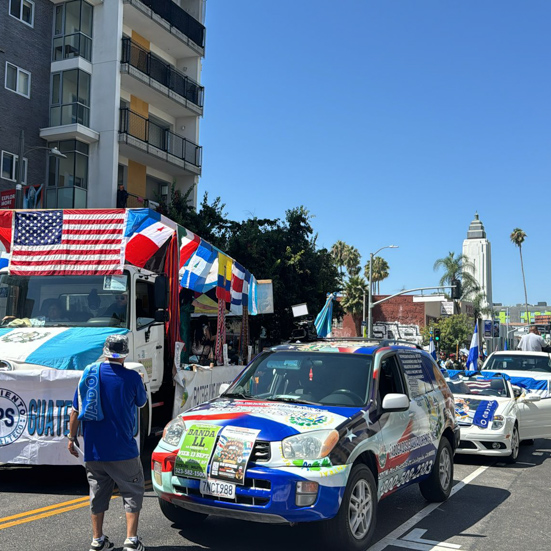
[
  {"xmin": 506, "ymin": 425, "xmax": 520, "ymax": 464},
  {"xmin": 318, "ymin": 464, "xmax": 377, "ymax": 551},
  {"xmin": 158, "ymin": 497, "xmax": 208, "ymax": 527},
  {"xmin": 419, "ymin": 438, "xmax": 453, "ymax": 502}
]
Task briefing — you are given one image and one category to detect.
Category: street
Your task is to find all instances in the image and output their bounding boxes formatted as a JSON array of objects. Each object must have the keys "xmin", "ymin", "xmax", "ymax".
[{"xmin": 1, "ymin": 439, "xmax": 550, "ymax": 551}]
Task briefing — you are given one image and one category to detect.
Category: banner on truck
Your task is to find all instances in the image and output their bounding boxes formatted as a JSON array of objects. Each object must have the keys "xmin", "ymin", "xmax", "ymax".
[{"xmin": 0, "ymin": 369, "xmax": 83, "ymax": 466}]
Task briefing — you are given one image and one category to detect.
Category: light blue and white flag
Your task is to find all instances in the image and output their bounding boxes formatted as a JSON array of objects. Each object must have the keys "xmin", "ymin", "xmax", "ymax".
[
  {"xmin": 315, "ymin": 293, "xmax": 337, "ymax": 338},
  {"xmin": 466, "ymin": 321, "xmax": 479, "ymax": 371},
  {"xmin": 428, "ymin": 336, "xmax": 437, "ymax": 360}
]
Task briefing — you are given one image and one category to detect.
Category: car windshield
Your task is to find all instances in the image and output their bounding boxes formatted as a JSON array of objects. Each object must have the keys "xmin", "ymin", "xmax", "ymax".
[
  {"xmin": 483, "ymin": 354, "xmax": 551, "ymax": 373},
  {"xmin": 448, "ymin": 377, "xmax": 509, "ymax": 398},
  {"xmin": 223, "ymin": 351, "xmax": 373, "ymax": 407},
  {"xmin": 0, "ymin": 273, "xmax": 130, "ymax": 328}
]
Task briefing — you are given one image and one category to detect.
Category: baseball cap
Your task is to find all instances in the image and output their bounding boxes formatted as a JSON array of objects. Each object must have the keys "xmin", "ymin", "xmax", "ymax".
[{"xmin": 103, "ymin": 334, "xmax": 129, "ymax": 359}]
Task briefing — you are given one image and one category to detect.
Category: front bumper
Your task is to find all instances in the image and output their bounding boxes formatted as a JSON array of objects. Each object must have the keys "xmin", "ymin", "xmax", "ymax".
[
  {"xmin": 456, "ymin": 423, "xmax": 513, "ymax": 457},
  {"xmin": 151, "ymin": 448, "xmax": 349, "ymax": 524}
]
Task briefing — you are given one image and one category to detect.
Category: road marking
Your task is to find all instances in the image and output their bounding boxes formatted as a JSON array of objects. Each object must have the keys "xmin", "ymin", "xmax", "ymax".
[
  {"xmin": 368, "ymin": 465, "xmax": 490, "ymax": 551},
  {"xmin": 516, "ymin": 461, "xmax": 536, "ymax": 466},
  {"xmin": 0, "ymin": 482, "xmax": 153, "ymax": 531}
]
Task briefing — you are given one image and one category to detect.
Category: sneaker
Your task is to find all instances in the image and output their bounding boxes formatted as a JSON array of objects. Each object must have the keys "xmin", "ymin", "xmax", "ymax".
[
  {"xmin": 90, "ymin": 536, "xmax": 114, "ymax": 551},
  {"xmin": 123, "ymin": 537, "xmax": 146, "ymax": 551}
]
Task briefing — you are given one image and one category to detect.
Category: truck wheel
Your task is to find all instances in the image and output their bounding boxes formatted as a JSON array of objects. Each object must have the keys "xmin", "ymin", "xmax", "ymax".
[
  {"xmin": 506, "ymin": 425, "xmax": 519, "ymax": 464},
  {"xmin": 158, "ymin": 498, "xmax": 208, "ymax": 527},
  {"xmin": 319, "ymin": 464, "xmax": 377, "ymax": 551},
  {"xmin": 419, "ymin": 438, "xmax": 453, "ymax": 502}
]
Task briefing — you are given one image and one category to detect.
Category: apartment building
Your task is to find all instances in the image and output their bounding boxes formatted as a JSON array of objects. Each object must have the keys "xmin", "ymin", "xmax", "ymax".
[{"xmin": 0, "ymin": 0, "xmax": 205, "ymax": 209}]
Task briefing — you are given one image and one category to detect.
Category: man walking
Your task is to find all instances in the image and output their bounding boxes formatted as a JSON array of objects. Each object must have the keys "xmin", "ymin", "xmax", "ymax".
[
  {"xmin": 517, "ymin": 326, "xmax": 546, "ymax": 351},
  {"xmin": 68, "ymin": 335, "xmax": 147, "ymax": 551}
]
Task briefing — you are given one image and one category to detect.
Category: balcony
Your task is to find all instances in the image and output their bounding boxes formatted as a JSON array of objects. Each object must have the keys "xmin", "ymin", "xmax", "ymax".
[
  {"xmin": 119, "ymin": 108, "xmax": 202, "ymax": 176},
  {"xmin": 123, "ymin": 0, "xmax": 205, "ymax": 58},
  {"xmin": 121, "ymin": 37, "xmax": 203, "ymax": 118}
]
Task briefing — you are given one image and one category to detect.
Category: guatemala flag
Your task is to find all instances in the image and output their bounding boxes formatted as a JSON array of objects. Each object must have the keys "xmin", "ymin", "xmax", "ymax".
[
  {"xmin": 428, "ymin": 336, "xmax": 437, "ymax": 360},
  {"xmin": 315, "ymin": 293, "xmax": 337, "ymax": 338},
  {"xmin": 466, "ymin": 321, "xmax": 479, "ymax": 371}
]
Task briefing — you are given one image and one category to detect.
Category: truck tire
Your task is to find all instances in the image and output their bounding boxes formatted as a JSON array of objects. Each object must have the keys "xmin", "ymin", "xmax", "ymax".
[
  {"xmin": 158, "ymin": 498, "xmax": 208, "ymax": 527},
  {"xmin": 419, "ymin": 438, "xmax": 453, "ymax": 502},
  {"xmin": 318, "ymin": 464, "xmax": 377, "ymax": 551}
]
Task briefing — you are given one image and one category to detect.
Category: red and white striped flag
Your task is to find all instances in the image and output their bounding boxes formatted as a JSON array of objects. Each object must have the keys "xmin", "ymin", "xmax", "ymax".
[{"xmin": 10, "ymin": 209, "xmax": 127, "ymax": 276}]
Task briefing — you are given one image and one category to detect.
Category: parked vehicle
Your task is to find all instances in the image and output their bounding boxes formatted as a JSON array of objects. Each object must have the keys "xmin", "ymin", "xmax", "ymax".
[
  {"xmin": 449, "ymin": 372, "xmax": 551, "ymax": 462},
  {"xmin": 152, "ymin": 339, "xmax": 459, "ymax": 550}
]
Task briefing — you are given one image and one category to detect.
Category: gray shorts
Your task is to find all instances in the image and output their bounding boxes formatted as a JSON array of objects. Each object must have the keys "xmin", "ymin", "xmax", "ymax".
[{"xmin": 85, "ymin": 456, "xmax": 144, "ymax": 514}]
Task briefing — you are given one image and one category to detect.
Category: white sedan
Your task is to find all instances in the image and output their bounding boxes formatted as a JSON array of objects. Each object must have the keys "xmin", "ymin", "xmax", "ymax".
[{"xmin": 448, "ymin": 373, "xmax": 551, "ymax": 463}]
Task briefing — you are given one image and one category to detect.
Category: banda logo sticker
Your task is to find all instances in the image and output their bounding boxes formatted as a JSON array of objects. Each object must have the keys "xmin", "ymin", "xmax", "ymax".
[
  {"xmin": 288, "ymin": 412, "xmax": 329, "ymax": 427},
  {"xmin": 0, "ymin": 388, "xmax": 28, "ymax": 446},
  {"xmin": 1, "ymin": 330, "xmax": 52, "ymax": 344}
]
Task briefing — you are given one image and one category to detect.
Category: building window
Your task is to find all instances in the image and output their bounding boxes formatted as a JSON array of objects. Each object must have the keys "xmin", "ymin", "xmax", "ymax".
[
  {"xmin": 9, "ymin": 0, "xmax": 34, "ymax": 27},
  {"xmin": 50, "ymin": 69, "xmax": 91, "ymax": 127},
  {"xmin": 53, "ymin": 1, "xmax": 93, "ymax": 62},
  {"xmin": 46, "ymin": 140, "xmax": 88, "ymax": 208},
  {"xmin": 5, "ymin": 62, "xmax": 31, "ymax": 98},
  {"xmin": 1, "ymin": 151, "xmax": 27, "ymax": 184}
]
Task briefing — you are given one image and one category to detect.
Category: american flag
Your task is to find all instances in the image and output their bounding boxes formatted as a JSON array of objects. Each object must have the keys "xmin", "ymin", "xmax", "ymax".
[{"xmin": 10, "ymin": 210, "xmax": 127, "ymax": 276}]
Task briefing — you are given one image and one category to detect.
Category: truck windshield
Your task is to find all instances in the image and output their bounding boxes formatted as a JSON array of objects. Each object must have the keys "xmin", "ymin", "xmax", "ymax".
[{"xmin": 0, "ymin": 273, "xmax": 130, "ymax": 328}]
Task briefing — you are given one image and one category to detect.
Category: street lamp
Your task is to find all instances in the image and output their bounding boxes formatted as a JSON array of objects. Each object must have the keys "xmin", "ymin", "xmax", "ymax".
[
  {"xmin": 15, "ymin": 130, "xmax": 66, "ymax": 209},
  {"xmin": 367, "ymin": 245, "xmax": 399, "ymax": 339}
]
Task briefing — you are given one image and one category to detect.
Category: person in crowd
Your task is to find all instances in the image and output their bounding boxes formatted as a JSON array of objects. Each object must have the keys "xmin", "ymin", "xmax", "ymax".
[
  {"xmin": 191, "ymin": 314, "xmax": 215, "ymax": 365},
  {"xmin": 102, "ymin": 293, "xmax": 128, "ymax": 322},
  {"xmin": 518, "ymin": 326, "xmax": 547, "ymax": 351},
  {"xmin": 117, "ymin": 183, "xmax": 129, "ymax": 208},
  {"xmin": 68, "ymin": 335, "xmax": 147, "ymax": 551}
]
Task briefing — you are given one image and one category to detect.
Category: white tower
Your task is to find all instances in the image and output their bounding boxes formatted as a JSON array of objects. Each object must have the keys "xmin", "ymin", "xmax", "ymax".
[{"xmin": 462, "ymin": 213, "xmax": 493, "ymax": 317}]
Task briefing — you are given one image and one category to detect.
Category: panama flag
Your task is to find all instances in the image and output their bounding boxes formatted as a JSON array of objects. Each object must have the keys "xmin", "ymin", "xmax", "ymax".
[
  {"xmin": 126, "ymin": 218, "xmax": 175, "ymax": 268},
  {"xmin": 466, "ymin": 321, "xmax": 479, "ymax": 371},
  {"xmin": 429, "ymin": 336, "xmax": 437, "ymax": 360}
]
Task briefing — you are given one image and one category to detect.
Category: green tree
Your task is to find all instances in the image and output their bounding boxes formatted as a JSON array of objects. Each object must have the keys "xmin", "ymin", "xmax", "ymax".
[
  {"xmin": 330, "ymin": 240, "xmax": 348, "ymax": 278},
  {"xmin": 510, "ymin": 228, "xmax": 529, "ymax": 324},
  {"xmin": 433, "ymin": 252, "xmax": 479, "ymax": 303},
  {"xmin": 340, "ymin": 275, "xmax": 368, "ymax": 336},
  {"xmin": 343, "ymin": 245, "xmax": 361, "ymax": 277},
  {"xmin": 364, "ymin": 256, "xmax": 390, "ymax": 295},
  {"xmin": 421, "ymin": 314, "xmax": 472, "ymax": 355}
]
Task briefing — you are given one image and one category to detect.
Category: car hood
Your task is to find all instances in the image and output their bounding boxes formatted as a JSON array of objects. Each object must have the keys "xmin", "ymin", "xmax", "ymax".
[
  {"xmin": 179, "ymin": 398, "xmax": 359, "ymax": 441},
  {"xmin": 0, "ymin": 327, "xmax": 129, "ymax": 370},
  {"xmin": 454, "ymin": 395, "xmax": 512, "ymax": 427}
]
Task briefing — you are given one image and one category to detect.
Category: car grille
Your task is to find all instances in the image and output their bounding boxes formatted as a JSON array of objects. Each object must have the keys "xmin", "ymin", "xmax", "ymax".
[
  {"xmin": 173, "ymin": 477, "xmax": 271, "ymax": 506},
  {"xmin": 459, "ymin": 440, "xmax": 477, "ymax": 449},
  {"xmin": 250, "ymin": 440, "xmax": 271, "ymax": 462}
]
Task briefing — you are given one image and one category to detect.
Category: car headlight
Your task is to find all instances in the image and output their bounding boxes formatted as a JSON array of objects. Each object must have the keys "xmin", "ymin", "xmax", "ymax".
[
  {"xmin": 491, "ymin": 415, "xmax": 505, "ymax": 430},
  {"xmin": 162, "ymin": 417, "xmax": 186, "ymax": 446},
  {"xmin": 282, "ymin": 429, "xmax": 339, "ymax": 460}
]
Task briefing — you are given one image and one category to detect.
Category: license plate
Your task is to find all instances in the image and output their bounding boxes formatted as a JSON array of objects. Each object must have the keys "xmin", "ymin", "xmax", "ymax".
[{"xmin": 199, "ymin": 479, "xmax": 236, "ymax": 499}]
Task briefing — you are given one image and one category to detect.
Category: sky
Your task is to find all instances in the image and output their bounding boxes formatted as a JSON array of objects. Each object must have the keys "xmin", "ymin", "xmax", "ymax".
[{"xmin": 198, "ymin": 1, "xmax": 551, "ymax": 307}]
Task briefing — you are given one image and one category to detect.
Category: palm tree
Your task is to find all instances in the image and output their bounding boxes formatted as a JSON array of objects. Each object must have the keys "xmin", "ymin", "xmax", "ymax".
[
  {"xmin": 330, "ymin": 240, "xmax": 348, "ymax": 277},
  {"xmin": 510, "ymin": 228, "xmax": 529, "ymax": 324},
  {"xmin": 364, "ymin": 256, "xmax": 390, "ymax": 295},
  {"xmin": 340, "ymin": 275, "xmax": 368, "ymax": 336},
  {"xmin": 433, "ymin": 252, "xmax": 478, "ymax": 299},
  {"xmin": 343, "ymin": 245, "xmax": 361, "ymax": 277}
]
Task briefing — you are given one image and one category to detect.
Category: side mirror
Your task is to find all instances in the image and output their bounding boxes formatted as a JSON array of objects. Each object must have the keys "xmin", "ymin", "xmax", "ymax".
[
  {"xmin": 523, "ymin": 393, "xmax": 542, "ymax": 403},
  {"xmin": 382, "ymin": 393, "xmax": 410, "ymax": 412},
  {"xmin": 154, "ymin": 310, "xmax": 169, "ymax": 323},
  {"xmin": 154, "ymin": 275, "xmax": 169, "ymax": 310}
]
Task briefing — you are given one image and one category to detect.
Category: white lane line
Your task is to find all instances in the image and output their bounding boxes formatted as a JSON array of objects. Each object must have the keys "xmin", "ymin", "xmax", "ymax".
[
  {"xmin": 368, "ymin": 465, "xmax": 490, "ymax": 551},
  {"xmin": 402, "ymin": 528, "xmax": 461, "ymax": 548}
]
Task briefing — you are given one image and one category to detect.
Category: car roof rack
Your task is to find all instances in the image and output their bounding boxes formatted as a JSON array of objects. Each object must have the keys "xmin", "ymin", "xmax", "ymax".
[{"xmin": 320, "ymin": 337, "xmax": 422, "ymax": 350}]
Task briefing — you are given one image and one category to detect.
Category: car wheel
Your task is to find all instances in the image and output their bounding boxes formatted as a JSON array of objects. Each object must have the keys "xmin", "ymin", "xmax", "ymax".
[
  {"xmin": 506, "ymin": 425, "xmax": 520, "ymax": 464},
  {"xmin": 158, "ymin": 497, "xmax": 208, "ymax": 527},
  {"xmin": 319, "ymin": 464, "xmax": 377, "ymax": 551},
  {"xmin": 419, "ymin": 438, "xmax": 453, "ymax": 502}
]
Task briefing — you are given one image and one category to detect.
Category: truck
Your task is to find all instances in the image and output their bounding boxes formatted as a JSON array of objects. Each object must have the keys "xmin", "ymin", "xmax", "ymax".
[{"xmin": 0, "ymin": 208, "xmax": 260, "ymax": 465}]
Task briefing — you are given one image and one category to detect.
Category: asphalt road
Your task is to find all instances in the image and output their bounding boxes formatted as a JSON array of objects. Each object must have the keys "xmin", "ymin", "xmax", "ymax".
[{"xmin": 1, "ymin": 439, "xmax": 550, "ymax": 551}]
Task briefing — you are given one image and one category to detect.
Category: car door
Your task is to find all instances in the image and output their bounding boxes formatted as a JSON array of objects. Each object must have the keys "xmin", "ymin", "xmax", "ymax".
[{"xmin": 516, "ymin": 380, "xmax": 551, "ymax": 439}]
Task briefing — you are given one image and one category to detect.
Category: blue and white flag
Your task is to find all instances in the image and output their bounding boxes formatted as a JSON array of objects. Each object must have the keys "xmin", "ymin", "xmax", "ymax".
[
  {"xmin": 428, "ymin": 336, "xmax": 437, "ymax": 360},
  {"xmin": 315, "ymin": 293, "xmax": 337, "ymax": 338},
  {"xmin": 0, "ymin": 251, "xmax": 9, "ymax": 271},
  {"xmin": 466, "ymin": 321, "xmax": 479, "ymax": 371}
]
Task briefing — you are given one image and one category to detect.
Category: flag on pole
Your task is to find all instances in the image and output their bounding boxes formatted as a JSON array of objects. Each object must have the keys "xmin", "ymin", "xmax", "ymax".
[
  {"xmin": 466, "ymin": 321, "xmax": 479, "ymax": 371},
  {"xmin": 429, "ymin": 336, "xmax": 437, "ymax": 360},
  {"xmin": 314, "ymin": 293, "xmax": 337, "ymax": 338}
]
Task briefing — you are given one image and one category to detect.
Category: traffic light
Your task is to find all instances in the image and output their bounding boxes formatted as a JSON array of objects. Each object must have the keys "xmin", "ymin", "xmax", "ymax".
[
  {"xmin": 434, "ymin": 328, "xmax": 440, "ymax": 342},
  {"xmin": 451, "ymin": 279, "xmax": 461, "ymax": 300}
]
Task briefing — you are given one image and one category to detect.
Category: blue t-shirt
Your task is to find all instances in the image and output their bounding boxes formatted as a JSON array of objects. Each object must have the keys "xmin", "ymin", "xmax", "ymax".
[{"xmin": 73, "ymin": 361, "xmax": 147, "ymax": 462}]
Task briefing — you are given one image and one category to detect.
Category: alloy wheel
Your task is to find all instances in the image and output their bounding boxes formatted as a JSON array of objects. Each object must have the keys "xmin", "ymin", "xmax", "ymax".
[
  {"xmin": 438, "ymin": 446, "xmax": 452, "ymax": 490},
  {"xmin": 348, "ymin": 478, "xmax": 374, "ymax": 540}
]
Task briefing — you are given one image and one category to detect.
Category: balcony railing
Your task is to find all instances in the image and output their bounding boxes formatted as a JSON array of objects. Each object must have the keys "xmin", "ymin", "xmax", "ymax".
[
  {"xmin": 139, "ymin": 0, "xmax": 205, "ymax": 48},
  {"xmin": 119, "ymin": 108, "xmax": 202, "ymax": 168},
  {"xmin": 121, "ymin": 38, "xmax": 204, "ymax": 108}
]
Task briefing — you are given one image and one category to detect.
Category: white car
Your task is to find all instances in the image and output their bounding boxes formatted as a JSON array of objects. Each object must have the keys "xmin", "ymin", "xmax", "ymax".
[{"xmin": 448, "ymin": 373, "xmax": 551, "ymax": 462}]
